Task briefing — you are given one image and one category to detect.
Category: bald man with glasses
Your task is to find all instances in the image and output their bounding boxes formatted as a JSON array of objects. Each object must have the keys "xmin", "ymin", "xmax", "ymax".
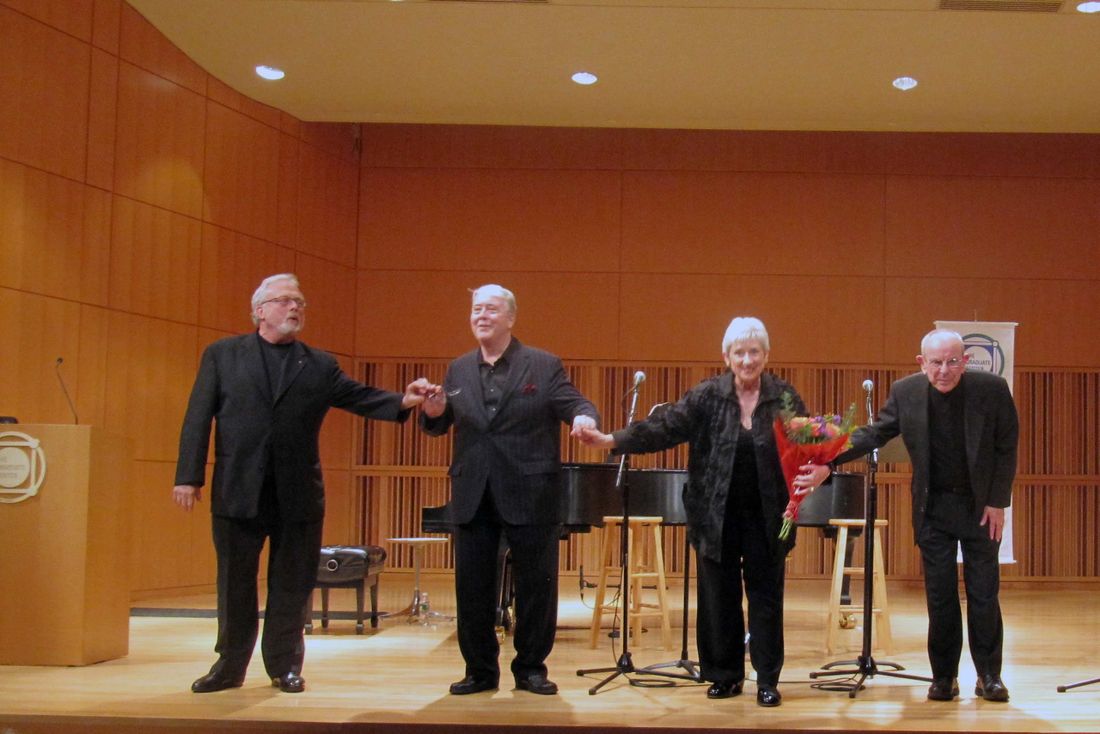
[{"xmin": 808, "ymin": 329, "xmax": 1018, "ymax": 703}]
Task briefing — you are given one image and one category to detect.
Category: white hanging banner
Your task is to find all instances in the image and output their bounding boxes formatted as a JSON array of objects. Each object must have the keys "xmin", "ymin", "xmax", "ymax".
[{"xmin": 934, "ymin": 320, "xmax": 1018, "ymax": 564}]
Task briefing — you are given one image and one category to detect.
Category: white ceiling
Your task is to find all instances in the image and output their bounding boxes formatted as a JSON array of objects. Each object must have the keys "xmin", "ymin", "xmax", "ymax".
[{"xmin": 128, "ymin": 0, "xmax": 1100, "ymax": 132}]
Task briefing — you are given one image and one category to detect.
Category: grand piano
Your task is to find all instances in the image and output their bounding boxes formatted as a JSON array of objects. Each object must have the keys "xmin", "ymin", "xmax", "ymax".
[{"xmin": 420, "ymin": 464, "xmax": 863, "ymax": 629}]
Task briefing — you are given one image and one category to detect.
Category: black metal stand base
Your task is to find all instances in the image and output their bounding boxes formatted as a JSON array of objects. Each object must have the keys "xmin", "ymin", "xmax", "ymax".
[
  {"xmin": 811, "ymin": 654, "xmax": 930, "ymax": 698},
  {"xmin": 578, "ymin": 652, "xmax": 636, "ymax": 695},
  {"xmin": 1058, "ymin": 675, "xmax": 1100, "ymax": 692},
  {"xmin": 638, "ymin": 534, "xmax": 703, "ymax": 683}
]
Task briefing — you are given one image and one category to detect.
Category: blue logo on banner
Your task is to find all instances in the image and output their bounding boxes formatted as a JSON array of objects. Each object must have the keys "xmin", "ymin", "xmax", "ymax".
[{"xmin": 961, "ymin": 333, "xmax": 1005, "ymax": 376}]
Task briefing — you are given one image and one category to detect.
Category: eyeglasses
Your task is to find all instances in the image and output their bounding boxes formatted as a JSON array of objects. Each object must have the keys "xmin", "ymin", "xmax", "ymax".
[
  {"xmin": 925, "ymin": 357, "xmax": 964, "ymax": 370},
  {"xmin": 261, "ymin": 296, "xmax": 307, "ymax": 309}
]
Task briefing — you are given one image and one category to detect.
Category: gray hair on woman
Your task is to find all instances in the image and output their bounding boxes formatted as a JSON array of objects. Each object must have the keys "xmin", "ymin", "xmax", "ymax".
[
  {"xmin": 721, "ymin": 316, "xmax": 770, "ymax": 355},
  {"xmin": 250, "ymin": 273, "xmax": 300, "ymax": 324}
]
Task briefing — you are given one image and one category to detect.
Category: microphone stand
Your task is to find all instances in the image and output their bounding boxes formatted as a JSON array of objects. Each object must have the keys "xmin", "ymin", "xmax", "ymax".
[
  {"xmin": 810, "ymin": 384, "xmax": 931, "ymax": 698},
  {"xmin": 577, "ymin": 376, "xmax": 647, "ymax": 694}
]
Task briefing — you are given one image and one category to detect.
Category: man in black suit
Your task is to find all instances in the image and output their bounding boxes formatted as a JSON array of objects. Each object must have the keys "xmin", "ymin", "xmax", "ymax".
[
  {"xmin": 420, "ymin": 284, "xmax": 599, "ymax": 696},
  {"xmin": 810, "ymin": 328, "xmax": 1018, "ymax": 702},
  {"xmin": 173, "ymin": 273, "xmax": 435, "ymax": 694}
]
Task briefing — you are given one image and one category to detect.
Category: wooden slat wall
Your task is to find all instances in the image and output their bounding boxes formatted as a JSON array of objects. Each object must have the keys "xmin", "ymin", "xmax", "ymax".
[{"xmin": 353, "ymin": 360, "xmax": 1100, "ymax": 582}]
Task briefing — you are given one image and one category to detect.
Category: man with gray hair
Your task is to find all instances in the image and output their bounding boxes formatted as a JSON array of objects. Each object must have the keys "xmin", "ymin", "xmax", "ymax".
[
  {"xmin": 174, "ymin": 273, "xmax": 437, "ymax": 694},
  {"xmin": 421, "ymin": 284, "xmax": 599, "ymax": 696},
  {"xmin": 809, "ymin": 328, "xmax": 1018, "ymax": 702}
]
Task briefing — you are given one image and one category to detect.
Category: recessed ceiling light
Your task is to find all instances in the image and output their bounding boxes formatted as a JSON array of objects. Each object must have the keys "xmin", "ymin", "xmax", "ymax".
[
  {"xmin": 571, "ymin": 71, "xmax": 598, "ymax": 86},
  {"xmin": 892, "ymin": 76, "xmax": 918, "ymax": 91},
  {"xmin": 1076, "ymin": 1, "xmax": 1100, "ymax": 12},
  {"xmin": 255, "ymin": 65, "xmax": 285, "ymax": 81}
]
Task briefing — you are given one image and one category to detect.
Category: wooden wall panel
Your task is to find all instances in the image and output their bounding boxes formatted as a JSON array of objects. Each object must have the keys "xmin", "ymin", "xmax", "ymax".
[
  {"xmin": 86, "ymin": 48, "xmax": 119, "ymax": 191},
  {"xmin": 358, "ymin": 168, "xmax": 621, "ymax": 273},
  {"xmin": 355, "ymin": 270, "xmax": 621, "ymax": 360},
  {"xmin": 103, "ymin": 312, "xmax": 199, "ymax": 461},
  {"xmin": 117, "ymin": 2, "xmax": 205, "ymax": 94},
  {"xmin": 113, "ymin": 62, "xmax": 205, "ymax": 217},
  {"xmin": 300, "ymin": 122, "xmax": 360, "ymax": 162},
  {"xmin": 74, "ymin": 304, "xmax": 111, "ymax": 428},
  {"xmin": 91, "ymin": 0, "xmax": 121, "ymax": 54},
  {"xmin": 318, "ymin": 353, "xmax": 356, "ymax": 471},
  {"xmin": 297, "ymin": 143, "xmax": 359, "ymax": 267},
  {"xmin": 109, "ymin": 195, "xmax": 202, "ymax": 322},
  {"xmin": 621, "ymin": 129, "xmax": 889, "ymax": 174},
  {"xmin": 882, "ymin": 277, "xmax": 1100, "ymax": 368},
  {"xmin": 884, "ymin": 176, "xmax": 1100, "ymax": 280},
  {"xmin": 622, "ymin": 170, "xmax": 884, "ymax": 276},
  {"xmin": 205, "ymin": 76, "xmax": 282, "ymax": 130},
  {"xmin": 321, "ymin": 469, "xmax": 354, "ymax": 547},
  {"xmin": 276, "ymin": 132, "xmax": 300, "ymax": 249},
  {"xmin": 360, "ymin": 123, "xmax": 623, "ymax": 171},
  {"xmin": 197, "ymin": 223, "xmax": 295, "ymax": 334},
  {"xmin": 0, "ymin": 6, "xmax": 91, "ymax": 180},
  {"xmin": 0, "ymin": 160, "xmax": 111, "ymax": 304},
  {"xmin": 202, "ymin": 101, "xmax": 280, "ymax": 242},
  {"xmin": 129, "ymin": 459, "xmax": 195, "ymax": 592},
  {"xmin": 618, "ymin": 273, "xmax": 885, "ymax": 364},
  {"xmin": 1, "ymin": 0, "xmax": 94, "ymax": 40},
  {"xmin": 0, "ymin": 289, "xmax": 87, "ymax": 424},
  {"xmin": 881, "ymin": 133, "xmax": 1100, "ymax": 180},
  {"xmin": 293, "ymin": 254, "xmax": 357, "ymax": 357}
]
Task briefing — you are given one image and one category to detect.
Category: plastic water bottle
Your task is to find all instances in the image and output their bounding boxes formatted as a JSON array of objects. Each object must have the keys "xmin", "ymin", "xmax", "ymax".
[{"xmin": 418, "ymin": 592, "xmax": 430, "ymax": 620}]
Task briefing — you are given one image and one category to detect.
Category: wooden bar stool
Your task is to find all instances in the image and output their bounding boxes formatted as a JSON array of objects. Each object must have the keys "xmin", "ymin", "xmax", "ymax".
[
  {"xmin": 588, "ymin": 515, "xmax": 672, "ymax": 650},
  {"xmin": 825, "ymin": 518, "xmax": 892, "ymax": 654}
]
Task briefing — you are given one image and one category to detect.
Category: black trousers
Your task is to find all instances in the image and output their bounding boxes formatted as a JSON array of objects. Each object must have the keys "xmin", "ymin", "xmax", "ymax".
[
  {"xmin": 453, "ymin": 491, "xmax": 560, "ymax": 683},
  {"xmin": 210, "ymin": 509, "xmax": 323, "ymax": 679},
  {"xmin": 917, "ymin": 492, "xmax": 1004, "ymax": 680},
  {"xmin": 695, "ymin": 507, "xmax": 786, "ymax": 686}
]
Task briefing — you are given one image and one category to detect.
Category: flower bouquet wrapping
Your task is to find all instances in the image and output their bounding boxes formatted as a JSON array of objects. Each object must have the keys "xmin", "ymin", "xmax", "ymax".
[{"xmin": 773, "ymin": 395, "xmax": 857, "ymax": 540}]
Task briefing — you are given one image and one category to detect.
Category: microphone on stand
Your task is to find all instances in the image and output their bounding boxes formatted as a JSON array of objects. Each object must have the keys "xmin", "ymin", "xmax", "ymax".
[
  {"xmin": 55, "ymin": 357, "xmax": 79, "ymax": 425},
  {"xmin": 862, "ymin": 379, "xmax": 874, "ymax": 425},
  {"xmin": 632, "ymin": 370, "xmax": 646, "ymax": 390}
]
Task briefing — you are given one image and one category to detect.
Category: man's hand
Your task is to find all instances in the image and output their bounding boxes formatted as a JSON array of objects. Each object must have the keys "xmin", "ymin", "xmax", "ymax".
[
  {"xmin": 575, "ymin": 425, "xmax": 615, "ymax": 449},
  {"xmin": 570, "ymin": 415, "xmax": 597, "ymax": 438},
  {"xmin": 980, "ymin": 506, "xmax": 1006, "ymax": 542},
  {"xmin": 793, "ymin": 463, "xmax": 832, "ymax": 498},
  {"xmin": 173, "ymin": 484, "xmax": 202, "ymax": 511},
  {"xmin": 401, "ymin": 377, "xmax": 440, "ymax": 409}
]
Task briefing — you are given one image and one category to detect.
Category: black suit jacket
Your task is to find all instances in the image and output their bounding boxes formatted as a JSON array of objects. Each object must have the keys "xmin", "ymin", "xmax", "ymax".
[
  {"xmin": 420, "ymin": 339, "xmax": 598, "ymax": 526},
  {"xmin": 835, "ymin": 370, "xmax": 1019, "ymax": 537},
  {"xmin": 175, "ymin": 333, "xmax": 409, "ymax": 522}
]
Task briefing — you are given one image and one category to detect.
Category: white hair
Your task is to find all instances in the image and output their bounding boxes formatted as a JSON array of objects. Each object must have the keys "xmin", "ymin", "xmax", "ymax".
[
  {"xmin": 721, "ymin": 316, "xmax": 770, "ymax": 355},
  {"xmin": 250, "ymin": 273, "xmax": 299, "ymax": 325},
  {"xmin": 470, "ymin": 283, "xmax": 516, "ymax": 315},
  {"xmin": 920, "ymin": 328, "xmax": 964, "ymax": 354}
]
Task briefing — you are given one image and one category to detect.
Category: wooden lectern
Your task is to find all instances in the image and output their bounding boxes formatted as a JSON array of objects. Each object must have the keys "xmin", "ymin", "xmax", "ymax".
[{"xmin": 0, "ymin": 424, "xmax": 132, "ymax": 665}]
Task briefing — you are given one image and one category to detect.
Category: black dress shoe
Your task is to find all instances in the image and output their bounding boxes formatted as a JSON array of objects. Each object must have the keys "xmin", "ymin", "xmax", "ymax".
[
  {"xmin": 191, "ymin": 672, "xmax": 245, "ymax": 693},
  {"xmin": 927, "ymin": 677, "xmax": 960, "ymax": 701},
  {"xmin": 515, "ymin": 674, "xmax": 558, "ymax": 695},
  {"xmin": 449, "ymin": 675, "xmax": 498, "ymax": 695},
  {"xmin": 975, "ymin": 673, "xmax": 1009, "ymax": 702},
  {"xmin": 756, "ymin": 684, "xmax": 782, "ymax": 707},
  {"xmin": 706, "ymin": 680, "xmax": 743, "ymax": 699},
  {"xmin": 270, "ymin": 672, "xmax": 305, "ymax": 693}
]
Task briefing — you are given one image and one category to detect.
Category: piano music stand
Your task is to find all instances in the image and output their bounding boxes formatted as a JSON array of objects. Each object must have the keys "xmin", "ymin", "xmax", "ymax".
[{"xmin": 810, "ymin": 442, "xmax": 931, "ymax": 697}]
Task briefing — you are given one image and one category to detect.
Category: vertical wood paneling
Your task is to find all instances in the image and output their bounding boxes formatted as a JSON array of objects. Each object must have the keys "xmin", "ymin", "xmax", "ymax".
[
  {"xmin": 86, "ymin": 48, "xmax": 119, "ymax": 191},
  {"xmin": 0, "ymin": 160, "xmax": 111, "ymax": 304},
  {"xmin": 358, "ymin": 168, "xmax": 622, "ymax": 273},
  {"xmin": 114, "ymin": 62, "xmax": 205, "ymax": 217},
  {"xmin": 197, "ymin": 223, "xmax": 295, "ymax": 333},
  {"xmin": 202, "ymin": 101, "xmax": 280, "ymax": 241},
  {"xmin": 91, "ymin": 0, "xmax": 121, "ymax": 53},
  {"xmin": 276, "ymin": 133, "xmax": 300, "ymax": 249},
  {"xmin": 1, "ymin": 0, "xmax": 94, "ymax": 41},
  {"xmin": 0, "ymin": 6, "xmax": 91, "ymax": 180},
  {"xmin": 117, "ymin": 2, "xmax": 205, "ymax": 94},
  {"xmin": 103, "ymin": 312, "xmax": 199, "ymax": 461},
  {"xmin": 297, "ymin": 143, "xmax": 359, "ymax": 266},
  {"xmin": 109, "ymin": 195, "xmax": 201, "ymax": 321},
  {"xmin": 293, "ymin": 254, "xmax": 357, "ymax": 357}
]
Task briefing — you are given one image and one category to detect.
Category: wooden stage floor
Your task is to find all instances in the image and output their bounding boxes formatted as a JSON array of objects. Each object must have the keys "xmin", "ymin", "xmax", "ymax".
[{"xmin": 1, "ymin": 577, "xmax": 1099, "ymax": 734}]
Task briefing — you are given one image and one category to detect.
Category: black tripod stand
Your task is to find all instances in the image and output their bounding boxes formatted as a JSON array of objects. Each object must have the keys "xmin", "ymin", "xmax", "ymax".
[
  {"xmin": 810, "ymin": 444, "xmax": 931, "ymax": 697},
  {"xmin": 577, "ymin": 372, "xmax": 650, "ymax": 694}
]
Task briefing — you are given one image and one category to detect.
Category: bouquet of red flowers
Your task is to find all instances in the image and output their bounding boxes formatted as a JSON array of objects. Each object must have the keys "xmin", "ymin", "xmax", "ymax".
[{"xmin": 773, "ymin": 395, "xmax": 857, "ymax": 540}]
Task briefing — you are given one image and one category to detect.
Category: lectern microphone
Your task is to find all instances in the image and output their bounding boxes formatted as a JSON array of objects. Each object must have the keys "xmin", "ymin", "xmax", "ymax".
[{"xmin": 55, "ymin": 357, "xmax": 79, "ymax": 425}]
